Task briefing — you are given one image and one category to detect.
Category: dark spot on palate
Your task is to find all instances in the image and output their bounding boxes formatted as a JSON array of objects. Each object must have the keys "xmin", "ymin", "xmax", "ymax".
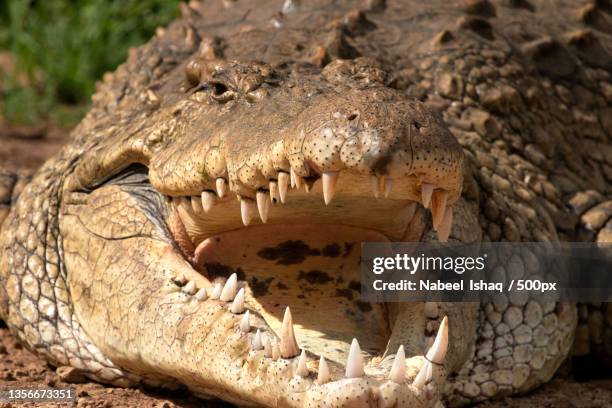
[
  {"xmin": 204, "ymin": 263, "xmax": 245, "ymax": 280},
  {"xmin": 355, "ymin": 301, "xmax": 373, "ymax": 312},
  {"xmin": 335, "ymin": 288, "xmax": 354, "ymax": 301},
  {"xmin": 322, "ymin": 243, "xmax": 341, "ymax": 257},
  {"xmin": 257, "ymin": 240, "xmax": 321, "ymax": 265},
  {"xmin": 298, "ymin": 270, "xmax": 334, "ymax": 285},
  {"xmin": 250, "ymin": 276, "xmax": 274, "ymax": 297},
  {"xmin": 276, "ymin": 282, "xmax": 288, "ymax": 290},
  {"xmin": 349, "ymin": 280, "xmax": 361, "ymax": 292}
]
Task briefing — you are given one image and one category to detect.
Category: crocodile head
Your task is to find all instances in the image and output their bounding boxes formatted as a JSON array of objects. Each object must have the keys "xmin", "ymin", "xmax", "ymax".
[{"xmin": 57, "ymin": 53, "xmax": 465, "ymax": 406}]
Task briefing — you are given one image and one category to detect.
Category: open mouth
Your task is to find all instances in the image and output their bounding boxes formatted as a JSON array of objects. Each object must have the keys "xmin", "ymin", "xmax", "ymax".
[{"xmin": 165, "ymin": 169, "xmax": 452, "ymax": 390}]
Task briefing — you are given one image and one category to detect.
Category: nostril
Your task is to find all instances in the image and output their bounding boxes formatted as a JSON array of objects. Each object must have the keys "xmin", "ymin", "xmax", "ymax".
[
  {"xmin": 347, "ymin": 113, "xmax": 358, "ymax": 121},
  {"xmin": 412, "ymin": 121, "xmax": 422, "ymax": 130},
  {"xmin": 212, "ymin": 82, "xmax": 229, "ymax": 96}
]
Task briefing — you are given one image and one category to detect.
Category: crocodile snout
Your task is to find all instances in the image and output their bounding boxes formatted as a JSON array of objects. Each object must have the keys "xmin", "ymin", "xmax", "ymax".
[{"xmin": 148, "ymin": 75, "xmax": 463, "ymax": 242}]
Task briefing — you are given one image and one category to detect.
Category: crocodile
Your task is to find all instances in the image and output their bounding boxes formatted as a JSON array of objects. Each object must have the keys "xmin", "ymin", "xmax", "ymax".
[{"xmin": 1, "ymin": 0, "xmax": 611, "ymax": 406}]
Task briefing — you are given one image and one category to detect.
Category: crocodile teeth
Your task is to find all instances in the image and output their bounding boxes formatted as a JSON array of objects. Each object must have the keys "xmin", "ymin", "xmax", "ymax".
[
  {"xmin": 252, "ymin": 329, "xmax": 263, "ymax": 350},
  {"xmin": 220, "ymin": 273, "xmax": 238, "ymax": 301},
  {"xmin": 177, "ymin": 196, "xmax": 191, "ymax": 212},
  {"xmin": 272, "ymin": 342, "xmax": 281, "ymax": 360},
  {"xmin": 210, "ymin": 283, "xmax": 222, "ymax": 300},
  {"xmin": 317, "ymin": 355, "xmax": 330, "ymax": 384},
  {"xmin": 421, "ymin": 183, "xmax": 434, "ymax": 208},
  {"xmin": 426, "ymin": 316, "xmax": 449, "ymax": 365},
  {"xmin": 431, "ymin": 191, "xmax": 449, "ymax": 230},
  {"xmin": 278, "ymin": 172, "xmax": 289, "ymax": 203},
  {"xmin": 230, "ymin": 288, "xmax": 245, "ymax": 314},
  {"xmin": 345, "ymin": 338, "xmax": 364, "ymax": 378},
  {"xmin": 263, "ymin": 335, "xmax": 272, "ymax": 357},
  {"xmin": 201, "ymin": 191, "xmax": 216, "ymax": 213},
  {"xmin": 413, "ymin": 360, "xmax": 432, "ymax": 389},
  {"xmin": 296, "ymin": 349, "xmax": 309, "ymax": 377},
  {"xmin": 173, "ymin": 274, "xmax": 187, "ymax": 286},
  {"xmin": 290, "ymin": 168, "xmax": 303, "ymax": 189},
  {"xmin": 280, "ymin": 307, "xmax": 300, "ymax": 358},
  {"xmin": 269, "ymin": 181, "xmax": 279, "ymax": 203},
  {"xmin": 389, "ymin": 345, "xmax": 406, "ymax": 383},
  {"xmin": 437, "ymin": 207, "xmax": 453, "ymax": 242},
  {"xmin": 240, "ymin": 198, "xmax": 256, "ymax": 226},
  {"xmin": 304, "ymin": 180, "xmax": 312, "ymax": 193},
  {"xmin": 182, "ymin": 281, "xmax": 197, "ymax": 295},
  {"xmin": 195, "ymin": 287, "xmax": 207, "ymax": 301},
  {"xmin": 240, "ymin": 310, "xmax": 250, "ymax": 332},
  {"xmin": 256, "ymin": 191, "xmax": 271, "ymax": 223},
  {"xmin": 384, "ymin": 178, "xmax": 393, "ymax": 198},
  {"xmin": 191, "ymin": 196, "xmax": 204, "ymax": 214},
  {"xmin": 216, "ymin": 178, "xmax": 227, "ymax": 198},
  {"xmin": 370, "ymin": 176, "xmax": 380, "ymax": 198},
  {"xmin": 322, "ymin": 171, "xmax": 339, "ymax": 205}
]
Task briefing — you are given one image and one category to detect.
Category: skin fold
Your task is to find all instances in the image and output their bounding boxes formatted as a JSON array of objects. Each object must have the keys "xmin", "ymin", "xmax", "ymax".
[{"xmin": 1, "ymin": 0, "xmax": 611, "ymax": 406}]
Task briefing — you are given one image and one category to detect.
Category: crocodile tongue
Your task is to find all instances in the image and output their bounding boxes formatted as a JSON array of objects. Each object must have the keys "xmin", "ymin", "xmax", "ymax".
[{"xmin": 192, "ymin": 223, "xmax": 391, "ymax": 365}]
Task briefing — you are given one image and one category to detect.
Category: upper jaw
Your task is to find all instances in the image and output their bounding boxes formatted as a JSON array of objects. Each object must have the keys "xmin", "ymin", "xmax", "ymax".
[
  {"xmin": 148, "ymin": 84, "xmax": 463, "ymax": 245},
  {"xmin": 147, "ymin": 86, "xmax": 463, "ymax": 202}
]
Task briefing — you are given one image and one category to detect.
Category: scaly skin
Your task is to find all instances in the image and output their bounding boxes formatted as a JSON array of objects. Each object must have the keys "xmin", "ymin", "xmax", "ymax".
[{"xmin": 1, "ymin": 0, "xmax": 611, "ymax": 406}]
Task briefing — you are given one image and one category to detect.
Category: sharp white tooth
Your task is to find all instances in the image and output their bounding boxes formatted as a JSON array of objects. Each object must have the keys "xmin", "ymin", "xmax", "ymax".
[
  {"xmin": 195, "ymin": 287, "xmax": 207, "ymax": 301},
  {"xmin": 413, "ymin": 360, "xmax": 432, "ymax": 389},
  {"xmin": 322, "ymin": 171, "xmax": 339, "ymax": 205},
  {"xmin": 177, "ymin": 196, "xmax": 191, "ymax": 212},
  {"xmin": 317, "ymin": 355, "xmax": 330, "ymax": 384},
  {"xmin": 384, "ymin": 178, "xmax": 393, "ymax": 198},
  {"xmin": 240, "ymin": 198, "xmax": 255, "ymax": 226},
  {"xmin": 256, "ymin": 191, "xmax": 271, "ymax": 223},
  {"xmin": 216, "ymin": 178, "xmax": 227, "ymax": 198},
  {"xmin": 290, "ymin": 168, "xmax": 303, "ymax": 189},
  {"xmin": 210, "ymin": 283, "xmax": 222, "ymax": 300},
  {"xmin": 240, "ymin": 310, "xmax": 250, "ymax": 332},
  {"xmin": 280, "ymin": 307, "xmax": 300, "ymax": 358},
  {"xmin": 421, "ymin": 183, "xmax": 434, "ymax": 208},
  {"xmin": 437, "ymin": 206, "xmax": 453, "ymax": 242},
  {"xmin": 182, "ymin": 281, "xmax": 197, "ymax": 295},
  {"xmin": 426, "ymin": 316, "xmax": 449, "ymax": 365},
  {"xmin": 263, "ymin": 335, "xmax": 272, "ymax": 357},
  {"xmin": 252, "ymin": 329, "xmax": 263, "ymax": 350},
  {"xmin": 431, "ymin": 191, "xmax": 449, "ymax": 230},
  {"xmin": 191, "ymin": 196, "xmax": 204, "ymax": 214},
  {"xmin": 389, "ymin": 345, "xmax": 406, "ymax": 384},
  {"xmin": 278, "ymin": 172, "xmax": 289, "ymax": 203},
  {"xmin": 201, "ymin": 191, "xmax": 216, "ymax": 213},
  {"xmin": 174, "ymin": 274, "xmax": 187, "ymax": 285},
  {"xmin": 220, "ymin": 273, "xmax": 238, "ymax": 301},
  {"xmin": 272, "ymin": 342, "xmax": 281, "ymax": 360},
  {"xmin": 370, "ymin": 176, "xmax": 380, "ymax": 198},
  {"xmin": 296, "ymin": 349, "xmax": 309, "ymax": 377},
  {"xmin": 345, "ymin": 338, "xmax": 364, "ymax": 378},
  {"xmin": 230, "ymin": 288, "xmax": 245, "ymax": 314},
  {"xmin": 269, "ymin": 181, "xmax": 279, "ymax": 203}
]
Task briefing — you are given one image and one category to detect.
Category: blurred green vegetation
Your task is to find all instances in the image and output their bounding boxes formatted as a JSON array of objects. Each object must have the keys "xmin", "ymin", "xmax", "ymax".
[{"xmin": 0, "ymin": 0, "xmax": 181, "ymax": 127}]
